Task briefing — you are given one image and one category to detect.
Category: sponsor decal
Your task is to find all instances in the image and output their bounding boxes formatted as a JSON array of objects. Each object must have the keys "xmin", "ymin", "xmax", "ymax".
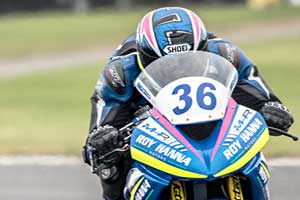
[
  {"xmin": 135, "ymin": 135, "xmax": 157, "ymax": 148},
  {"xmin": 239, "ymin": 118, "xmax": 263, "ymax": 143},
  {"xmin": 223, "ymin": 140, "xmax": 242, "ymax": 160},
  {"xmin": 139, "ymin": 119, "xmax": 186, "ymax": 150},
  {"xmin": 224, "ymin": 43, "xmax": 237, "ymax": 65},
  {"xmin": 223, "ymin": 117, "xmax": 264, "ymax": 161},
  {"xmin": 171, "ymin": 181, "xmax": 185, "ymax": 200},
  {"xmin": 228, "ymin": 176, "xmax": 244, "ymax": 200},
  {"xmin": 219, "ymin": 43, "xmax": 240, "ymax": 68},
  {"xmin": 108, "ymin": 65, "xmax": 125, "ymax": 87},
  {"xmin": 125, "ymin": 168, "xmax": 144, "ymax": 193},
  {"xmin": 233, "ymin": 110, "xmax": 252, "ymax": 131},
  {"xmin": 163, "ymin": 43, "xmax": 191, "ymax": 54},
  {"xmin": 258, "ymin": 166, "xmax": 268, "ymax": 184},
  {"xmin": 223, "ymin": 109, "xmax": 253, "ymax": 146},
  {"xmin": 103, "ymin": 61, "xmax": 126, "ymax": 94},
  {"xmin": 137, "ymin": 119, "xmax": 191, "ymax": 167},
  {"xmin": 134, "ymin": 179, "xmax": 151, "ymax": 200},
  {"xmin": 154, "ymin": 144, "xmax": 191, "ymax": 167},
  {"xmin": 258, "ymin": 163, "xmax": 270, "ymax": 185},
  {"xmin": 136, "ymin": 81, "xmax": 152, "ymax": 100}
]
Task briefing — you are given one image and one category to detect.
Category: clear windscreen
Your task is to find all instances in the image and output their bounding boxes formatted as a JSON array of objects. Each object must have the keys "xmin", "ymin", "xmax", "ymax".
[{"xmin": 134, "ymin": 51, "xmax": 238, "ymax": 124}]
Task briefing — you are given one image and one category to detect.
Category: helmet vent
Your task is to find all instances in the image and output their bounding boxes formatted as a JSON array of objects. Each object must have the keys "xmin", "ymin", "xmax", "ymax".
[{"xmin": 154, "ymin": 13, "xmax": 181, "ymax": 26}]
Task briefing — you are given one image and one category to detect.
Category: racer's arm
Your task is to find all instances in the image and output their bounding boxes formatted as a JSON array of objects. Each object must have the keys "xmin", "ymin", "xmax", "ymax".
[
  {"xmin": 85, "ymin": 53, "xmax": 141, "ymax": 200},
  {"xmin": 90, "ymin": 33, "xmax": 139, "ymax": 131},
  {"xmin": 207, "ymin": 39, "xmax": 280, "ymax": 110},
  {"xmin": 207, "ymin": 38, "xmax": 293, "ymax": 131}
]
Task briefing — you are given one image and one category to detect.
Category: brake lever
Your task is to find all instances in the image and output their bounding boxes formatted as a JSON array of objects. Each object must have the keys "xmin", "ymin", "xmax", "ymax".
[
  {"xmin": 86, "ymin": 146, "xmax": 97, "ymax": 173},
  {"xmin": 99, "ymin": 146, "xmax": 130, "ymax": 164},
  {"xmin": 269, "ymin": 127, "xmax": 298, "ymax": 141}
]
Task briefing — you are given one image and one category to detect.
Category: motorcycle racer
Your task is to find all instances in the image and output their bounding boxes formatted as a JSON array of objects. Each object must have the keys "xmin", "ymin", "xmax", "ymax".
[{"xmin": 82, "ymin": 7, "xmax": 294, "ymax": 200}]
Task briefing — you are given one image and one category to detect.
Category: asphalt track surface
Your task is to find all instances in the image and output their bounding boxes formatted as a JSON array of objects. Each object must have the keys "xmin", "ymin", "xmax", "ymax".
[{"xmin": 0, "ymin": 163, "xmax": 299, "ymax": 200}]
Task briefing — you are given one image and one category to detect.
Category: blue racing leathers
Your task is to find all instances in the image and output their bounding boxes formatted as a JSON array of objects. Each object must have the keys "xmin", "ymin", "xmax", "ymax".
[
  {"xmin": 85, "ymin": 33, "xmax": 281, "ymax": 200},
  {"xmin": 89, "ymin": 33, "xmax": 280, "ymax": 132}
]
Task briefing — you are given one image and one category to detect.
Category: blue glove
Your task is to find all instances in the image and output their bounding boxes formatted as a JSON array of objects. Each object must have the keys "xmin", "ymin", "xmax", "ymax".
[{"xmin": 260, "ymin": 102, "xmax": 294, "ymax": 131}]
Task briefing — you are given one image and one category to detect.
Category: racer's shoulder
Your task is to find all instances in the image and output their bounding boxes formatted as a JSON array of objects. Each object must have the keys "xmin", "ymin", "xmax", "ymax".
[
  {"xmin": 206, "ymin": 37, "xmax": 242, "ymax": 68},
  {"xmin": 111, "ymin": 33, "xmax": 137, "ymax": 58},
  {"xmin": 99, "ymin": 52, "xmax": 140, "ymax": 95},
  {"xmin": 110, "ymin": 52, "xmax": 139, "ymax": 71}
]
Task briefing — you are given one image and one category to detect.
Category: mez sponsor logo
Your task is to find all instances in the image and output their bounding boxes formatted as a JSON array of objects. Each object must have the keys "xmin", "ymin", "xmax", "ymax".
[{"xmin": 163, "ymin": 43, "xmax": 191, "ymax": 54}]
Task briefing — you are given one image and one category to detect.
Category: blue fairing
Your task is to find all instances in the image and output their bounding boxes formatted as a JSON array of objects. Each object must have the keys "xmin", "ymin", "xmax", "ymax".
[
  {"xmin": 125, "ymin": 101, "xmax": 270, "ymax": 199},
  {"xmin": 131, "ymin": 103, "xmax": 268, "ymax": 178},
  {"xmin": 241, "ymin": 153, "xmax": 270, "ymax": 199}
]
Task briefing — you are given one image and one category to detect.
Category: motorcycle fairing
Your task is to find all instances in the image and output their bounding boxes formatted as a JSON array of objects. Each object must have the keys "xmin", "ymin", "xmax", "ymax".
[
  {"xmin": 209, "ymin": 99, "xmax": 270, "ymax": 177},
  {"xmin": 131, "ymin": 114, "xmax": 208, "ymax": 178},
  {"xmin": 130, "ymin": 98, "xmax": 269, "ymax": 179},
  {"xmin": 182, "ymin": 98, "xmax": 270, "ymax": 178},
  {"xmin": 124, "ymin": 164, "xmax": 172, "ymax": 200},
  {"xmin": 240, "ymin": 152, "xmax": 271, "ymax": 200}
]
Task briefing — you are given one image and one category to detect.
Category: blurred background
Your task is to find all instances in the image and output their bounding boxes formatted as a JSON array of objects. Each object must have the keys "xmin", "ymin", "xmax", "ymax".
[{"xmin": 0, "ymin": 0, "xmax": 299, "ymax": 199}]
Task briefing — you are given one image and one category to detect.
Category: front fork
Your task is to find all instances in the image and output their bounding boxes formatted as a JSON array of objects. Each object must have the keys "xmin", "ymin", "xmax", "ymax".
[
  {"xmin": 227, "ymin": 175, "xmax": 246, "ymax": 200},
  {"xmin": 170, "ymin": 176, "xmax": 255, "ymax": 200}
]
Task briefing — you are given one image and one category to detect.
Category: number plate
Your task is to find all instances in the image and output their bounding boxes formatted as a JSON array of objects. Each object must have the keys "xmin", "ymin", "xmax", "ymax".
[{"xmin": 155, "ymin": 77, "xmax": 230, "ymax": 124}]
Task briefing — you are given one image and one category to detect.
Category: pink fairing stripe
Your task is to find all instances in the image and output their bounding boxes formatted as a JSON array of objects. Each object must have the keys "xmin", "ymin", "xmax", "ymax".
[
  {"xmin": 210, "ymin": 98, "xmax": 237, "ymax": 161},
  {"xmin": 151, "ymin": 109, "xmax": 205, "ymax": 163}
]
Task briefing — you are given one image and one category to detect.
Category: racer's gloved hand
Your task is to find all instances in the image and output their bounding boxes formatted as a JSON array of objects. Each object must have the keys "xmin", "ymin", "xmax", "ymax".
[
  {"xmin": 88, "ymin": 125, "xmax": 123, "ymax": 156},
  {"xmin": 260, "ymin": 102, "xmax": 294, "ymax": 131},
  {"xmin": 86, "ymin": 125, "xmax": 125, "ymax": 179}
]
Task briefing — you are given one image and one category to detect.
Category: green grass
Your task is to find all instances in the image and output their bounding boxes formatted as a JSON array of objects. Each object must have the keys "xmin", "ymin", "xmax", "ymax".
[
  {"xmin": 240, "ymin": 36, "xmax": 300, "ymax": 157},
  {"xmin": 0, "ymin": 63, "xmax": 101, "ymax": 155},
  {"xmin": 0, "ymin": 36, "xmax": 299, "ymax": 156},
  {"xmin": 0, "ymin": 5, "xmax": 300, "ymax": 58}
]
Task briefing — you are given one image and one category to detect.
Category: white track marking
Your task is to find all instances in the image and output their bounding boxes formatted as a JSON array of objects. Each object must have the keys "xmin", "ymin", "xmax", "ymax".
[
  {"xmin": 0, "ymin": 155, "xmax": 81, "ymax": 166},
  {"xmin": 268, "ymin": 158, "xmax": 300, "ymax": 167},
  {"xmin": 0, "ymin": 155, "xmax": 300, "ymax": 167}
]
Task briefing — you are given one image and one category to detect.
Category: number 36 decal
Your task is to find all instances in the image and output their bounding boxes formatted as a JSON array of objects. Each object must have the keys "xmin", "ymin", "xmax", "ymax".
[{"xmin": 172, "ymin": 82, "xmax": 217, "ymax": 115}]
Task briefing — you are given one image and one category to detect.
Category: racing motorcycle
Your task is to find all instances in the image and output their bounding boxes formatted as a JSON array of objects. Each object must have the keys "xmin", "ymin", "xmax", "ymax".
[{"xmin": 91, "ymin": 51, "xmax": 298, "ymax": 200}]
